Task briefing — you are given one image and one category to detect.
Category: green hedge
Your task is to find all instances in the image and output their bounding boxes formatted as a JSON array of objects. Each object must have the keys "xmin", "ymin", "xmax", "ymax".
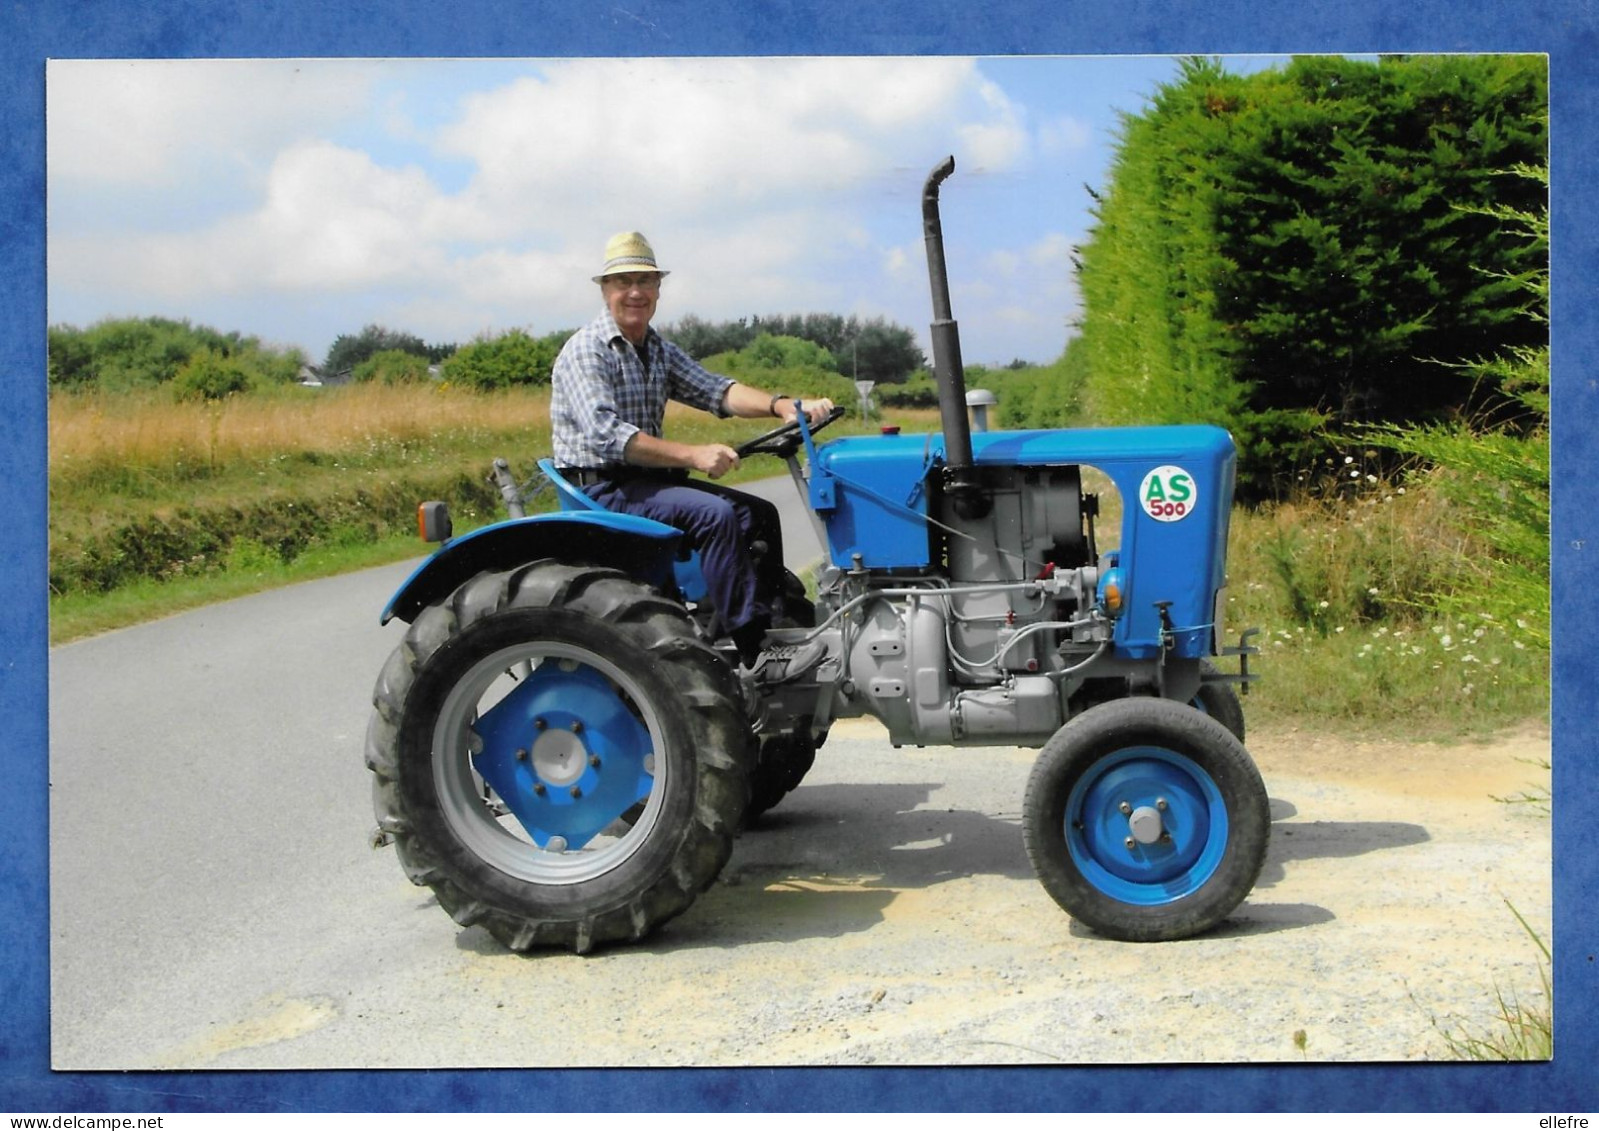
[
  {"xmin": 49, "ymin": 471, "xmax": 503, "ymax": 596},
  {"xmin": 1075, "ymin": 55, "xmax": 1547, "ymax": 498}
]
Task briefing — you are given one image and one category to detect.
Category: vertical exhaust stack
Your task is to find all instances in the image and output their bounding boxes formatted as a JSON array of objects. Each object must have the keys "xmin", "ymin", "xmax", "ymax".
[{"xmin": 922, "ymin": 156, "xmax": 990, "ymax": 520}]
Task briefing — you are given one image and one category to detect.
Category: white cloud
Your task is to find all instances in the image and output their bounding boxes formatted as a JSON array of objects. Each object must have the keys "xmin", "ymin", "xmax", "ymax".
[
  {"xmin": 431, "ymin": 57, "xmax": 1024, "ymax": 237},
  {"xmin": 48, "ymin": 56, "xmax": 1053, "ymax": 356},
  {"xmin": 47, "ymin": 59, "xmax": 378, "ymax": 190}
]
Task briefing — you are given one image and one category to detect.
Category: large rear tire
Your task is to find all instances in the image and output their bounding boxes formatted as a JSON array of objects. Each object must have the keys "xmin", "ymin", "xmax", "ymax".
[
  {"xmin": 1023, "ymin": 697, "xmax": 1269, "ymax": 942},
  {"xmin": 366, "ymin": 561, "xmax": 751, "ymax": 953}
]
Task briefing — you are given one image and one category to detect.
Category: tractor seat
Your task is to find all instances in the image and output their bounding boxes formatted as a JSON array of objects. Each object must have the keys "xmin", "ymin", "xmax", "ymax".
[
  {"xmin": 537, "ymin": 458, "xmax": 709, "ymax": 602},
  {"xmin": 537, "ymin": 458, "xmax": 608, "ymax": 514}
]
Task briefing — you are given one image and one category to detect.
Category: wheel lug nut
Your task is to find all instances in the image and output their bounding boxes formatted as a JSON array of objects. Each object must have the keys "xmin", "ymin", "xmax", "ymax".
[
  {"xmin": 515, "ymin": 748, "xmax": 528, "ymax": 761},
  {"xmin": 1156, "ymin": 797, "xmax": 1168, "ymax": 811},
  {"xmin": 1118, "ymin": 801, "xmax": 1132, "ymax": 815},
  {"xmin": 532, "ymin": 781, "xmax": 546, "ymax": 795},
  {"xmin": 534, "ymin": 718, "xmax": 547, "ymax": 731},
  {"xmin": 1124, "ymin": 837, "xmax": 1136, "ymax": 850},
  {"xmin": 570, "ymin": 785, "xmax": 583, "ymax": 799},
  {"xmin": 589, "ymin": 754, "xmax": 602, "ymax": 768},
  {"xmin": 571, "ymin": 721, "xmax": 584, "ymax": 734}
]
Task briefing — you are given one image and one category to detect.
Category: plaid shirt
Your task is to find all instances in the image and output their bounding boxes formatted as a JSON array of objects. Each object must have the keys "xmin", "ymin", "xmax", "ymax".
[{"xmin": 550, "ymin": 309, "xmax": 734, "ymax": 468}]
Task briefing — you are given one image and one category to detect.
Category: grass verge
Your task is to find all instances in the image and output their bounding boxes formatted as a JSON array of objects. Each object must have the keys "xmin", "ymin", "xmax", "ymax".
[
  {"xmin": 1429, "ymin": 903, "xmax": 1553, "ymax": 1060},
  {"xmin": 49, "ymin": 531, "xmax": 430, "ymax": 643}
]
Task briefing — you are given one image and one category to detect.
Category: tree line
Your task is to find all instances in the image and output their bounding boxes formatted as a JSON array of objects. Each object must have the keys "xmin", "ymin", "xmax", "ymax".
[{"xmin": 48, "ymin": 311, "xmax": 929, "ymax": 400}]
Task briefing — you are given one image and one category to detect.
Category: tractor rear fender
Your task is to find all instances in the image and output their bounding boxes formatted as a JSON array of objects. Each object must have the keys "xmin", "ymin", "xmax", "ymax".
[{"xmin": 381, "ymin": 510, "xmax": 686, "ymax": 625}]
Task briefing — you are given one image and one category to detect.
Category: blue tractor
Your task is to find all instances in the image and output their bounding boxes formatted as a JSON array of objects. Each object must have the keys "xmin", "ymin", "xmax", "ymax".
[{"xmin": 367, "ymin": 158, "xmax": 1268, "ymax": 953}]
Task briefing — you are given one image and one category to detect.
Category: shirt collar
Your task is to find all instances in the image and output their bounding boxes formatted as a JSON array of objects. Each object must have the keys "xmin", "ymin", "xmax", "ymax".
[{"xmin": 597, "ymin": 308, "xmax": 657, "ymax": 350}]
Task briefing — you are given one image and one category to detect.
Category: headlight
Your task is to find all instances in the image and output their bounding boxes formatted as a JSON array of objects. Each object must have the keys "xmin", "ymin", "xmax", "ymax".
[{"xmin": 1097, "ymin": 565, "xmax": 1126, "ymax": 617}]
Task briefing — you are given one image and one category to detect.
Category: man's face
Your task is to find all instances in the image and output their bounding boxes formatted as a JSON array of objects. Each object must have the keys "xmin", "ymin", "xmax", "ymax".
[{"xmin": 602, "ymin": 272, "xmax": 662, "ymax": 344}]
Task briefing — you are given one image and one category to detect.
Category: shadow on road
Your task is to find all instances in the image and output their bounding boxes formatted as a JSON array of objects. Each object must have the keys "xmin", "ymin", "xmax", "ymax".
[
  {"xmin": 1257, "ymin": 799, "xmax": 1431, "ymax": 890},
  {"xmin": 439, "ymin": 782, "xmax": 1434, "ymax": 954},
  {"xmin": 670, "ymin": 780, "xmax": 1034, "ymax": 948}
]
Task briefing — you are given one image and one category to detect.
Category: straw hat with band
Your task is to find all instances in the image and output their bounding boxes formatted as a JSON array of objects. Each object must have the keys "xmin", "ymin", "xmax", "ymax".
[{"xmin": 592, "ymin": 231, "xmax": 670, "ymax": 282}]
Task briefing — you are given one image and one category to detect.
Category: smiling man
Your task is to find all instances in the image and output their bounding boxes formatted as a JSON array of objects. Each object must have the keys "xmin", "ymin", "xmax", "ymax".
[{"xmin": 550, "ymin": 231, "xmax": 834, "ymax": 670}]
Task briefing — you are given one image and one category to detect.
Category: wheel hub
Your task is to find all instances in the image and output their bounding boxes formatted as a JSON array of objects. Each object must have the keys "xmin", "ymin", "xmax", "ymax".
[
  {"xmin": 1127, "ymin": 804, "xmax": 1164, "ymax": 845},
  {"xmin": 531, "ymin": 725, "xmax": 588, "ymax": 787},
  {"xmin": 469, "ymin": 661, "xmax": 655, "ymax": 851}
]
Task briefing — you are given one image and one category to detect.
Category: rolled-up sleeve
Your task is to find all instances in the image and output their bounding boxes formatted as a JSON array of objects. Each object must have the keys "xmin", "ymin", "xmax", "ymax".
[{"xmin": 662, "ymin": 341, "xmax": 735, "ymax": 417}]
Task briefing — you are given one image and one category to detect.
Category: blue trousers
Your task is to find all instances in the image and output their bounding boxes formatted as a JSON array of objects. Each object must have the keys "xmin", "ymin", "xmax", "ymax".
[{"xmin": 584, "ymin": 475, "xmax": 783, "ymax": 636}]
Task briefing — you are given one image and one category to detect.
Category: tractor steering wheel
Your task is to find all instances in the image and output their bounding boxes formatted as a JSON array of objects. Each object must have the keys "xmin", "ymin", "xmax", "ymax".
[{"xmin": 734, "ymin": 404, "xmax": 847, "ymax": 460}]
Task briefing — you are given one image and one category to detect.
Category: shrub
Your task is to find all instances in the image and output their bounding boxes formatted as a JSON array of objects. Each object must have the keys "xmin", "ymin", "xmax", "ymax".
[
  {"xmin": 877, "ymin": 372, "xmax": 939, "ymax": 409},
  {"xmin": 171, "ymin": 349, "xmax": 253, "ymax": 402},
  {"xmin": 443, "ymin": 328, "xmax": 567, "ymax": 390},
  {"xmin": 353, "ymin": 349, "xmax": 434, "ymax": 386}
]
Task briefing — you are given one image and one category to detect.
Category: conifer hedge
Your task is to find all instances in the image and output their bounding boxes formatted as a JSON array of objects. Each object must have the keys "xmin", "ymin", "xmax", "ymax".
[{"xmin": 1074, "ymin": 55, "xmax": 1547, "ymax": 498}]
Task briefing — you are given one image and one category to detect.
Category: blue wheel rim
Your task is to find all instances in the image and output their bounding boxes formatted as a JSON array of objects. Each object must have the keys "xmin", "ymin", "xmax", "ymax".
[
  {"xmin": 433, "ymin": 641, "xmax": 665, "ymax": 885},
  {"xmin": 1064, "ymin": 745, "xmax": 1228, "ymax": 906},
  {"xmin": 472, "ymin": 661, "xmax": 655, "ymax": 851}
]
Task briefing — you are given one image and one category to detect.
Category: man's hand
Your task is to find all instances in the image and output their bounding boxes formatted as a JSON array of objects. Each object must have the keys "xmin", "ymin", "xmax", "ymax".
[
  {"xmin": 689, "ymin": 443, "xmax": 741, "ymax": 479},
  {"xmin": 778, "ymin": 397, "xmax": 835, "ymax": 427}
]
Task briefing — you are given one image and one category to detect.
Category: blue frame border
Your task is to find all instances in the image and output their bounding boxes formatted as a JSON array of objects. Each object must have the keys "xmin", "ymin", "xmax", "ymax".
[{"xmin": 4, "ymin": 0, "xmax": 1594, "ymax": 1113}]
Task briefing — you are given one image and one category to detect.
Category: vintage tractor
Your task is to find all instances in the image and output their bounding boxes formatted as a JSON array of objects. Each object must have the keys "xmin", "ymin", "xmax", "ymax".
[{"xmin": 366, "ymin": 157, "xmax": 1268, "ymax": 954}]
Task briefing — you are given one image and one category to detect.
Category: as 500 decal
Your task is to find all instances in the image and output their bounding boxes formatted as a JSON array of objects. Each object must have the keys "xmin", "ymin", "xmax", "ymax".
[{"xmin": 1140, "ymin": 465, "xmax": 1196, "ymax": 522}]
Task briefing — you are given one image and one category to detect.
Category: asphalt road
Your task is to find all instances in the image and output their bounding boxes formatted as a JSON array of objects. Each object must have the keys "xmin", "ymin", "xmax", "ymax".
[
  {"xmin": 47, "ymin": 474, "xmax": 824, "ymax": 1067},
  {"xmin": 47, "ymin": 474, "xmax": 1551, "ymax": 1070}
]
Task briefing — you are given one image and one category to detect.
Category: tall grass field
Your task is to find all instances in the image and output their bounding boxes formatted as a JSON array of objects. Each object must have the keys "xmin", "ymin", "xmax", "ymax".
[{"xmin": 49, "ymin": 383, "xmax": 1548, "ymax": 739}]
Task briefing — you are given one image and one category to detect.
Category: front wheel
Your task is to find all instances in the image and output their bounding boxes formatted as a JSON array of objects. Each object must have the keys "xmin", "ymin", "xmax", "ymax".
[
  {"xmin": 1022, "ymin": 697, "xmax": 1269, "ymax": 942},
  {"xmin": 366, "ymin": 561, "xmax": 751, "ymax": 953}
]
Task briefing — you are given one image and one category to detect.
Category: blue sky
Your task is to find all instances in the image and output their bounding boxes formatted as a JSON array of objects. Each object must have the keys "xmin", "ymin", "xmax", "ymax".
[{"xmin": 47, "ymin": 54, "xmax": 1290, "ymax": 369}]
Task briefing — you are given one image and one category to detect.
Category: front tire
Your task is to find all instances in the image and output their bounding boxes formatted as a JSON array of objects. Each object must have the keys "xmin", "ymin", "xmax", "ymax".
[
  {"xmin": 366, "ymin": 561, "xmax": 751, "ymax": 953},
  {"xmin": 1023, "ymin": 697, "xmax": 1269, "ymax": 942}
]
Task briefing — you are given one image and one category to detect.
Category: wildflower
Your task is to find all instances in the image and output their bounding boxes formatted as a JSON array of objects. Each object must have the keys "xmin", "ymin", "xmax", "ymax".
[
  {"xmin": 1461, "ymin": 654, "xmax": 1479, "ymax": 664},
  {"xmin": 1368, "ymin": 587, "xmax": 1379, "ymax": 596},
  {"xmin": 1461, "ymin": 683, "xmax": 1475, "ymax": 696},
  {"xmin": 1318, "ymin": 600, "xmax": 1330, "ymax": 609},
  {"xmin": 1440, "ymin": 634, "xmax": 1453, "ymax": 648},
  {"xmin": 1366, "ymin": 474, "xmax": 1377, "ymax": 484},
  {"xmin": 1344, "ymin": 455, "xmax": 1355, "ymax": 465},
  {"xmin": 1335, "ymin": 626, "xmax": 1346, "ymax": 634}
]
